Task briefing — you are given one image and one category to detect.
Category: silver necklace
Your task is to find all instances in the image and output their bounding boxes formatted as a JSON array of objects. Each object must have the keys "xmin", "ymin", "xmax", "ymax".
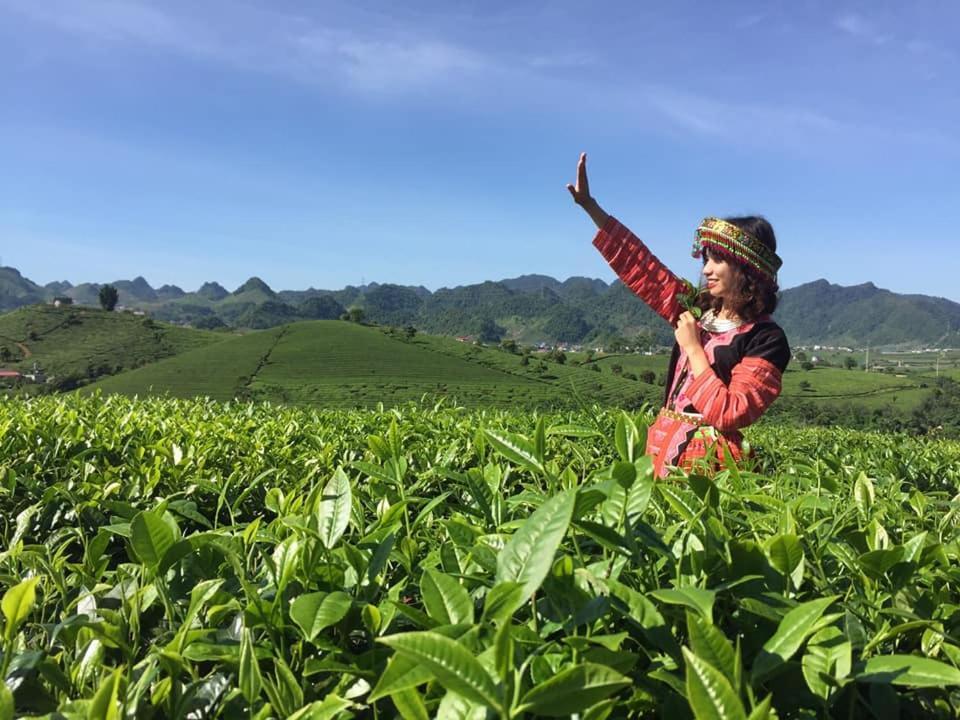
[{"xmin": 700, "ymin": 309, "xmax": 744, "ymax": 333}]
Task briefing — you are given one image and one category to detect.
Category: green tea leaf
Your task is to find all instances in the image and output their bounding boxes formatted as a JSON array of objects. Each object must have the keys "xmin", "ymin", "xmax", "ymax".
[
  {"xmin": 421, "ymin": 569, "xmax": 473, "ymax": 625},
  {"xmin": 483, "ymin": 430, "xmax": 545, "ymax": 475},
  {"xmin": 379, "ymin": 631, "xmax": 501, "ymax": 711},
  {"xmin": 130, "ymin": 510, "xmax": 175, "ymax": 569},
  {"xmin": 517, "ymin": 663, "xmax": 630, "ymax": 716},
  {"xmin": 688, "ymin": 612, "xmax": 737, "ymax": 687},
  {"xmin": 746, "ymin": 695, "xmax": 774, "ymax": 720},
  {"xmin": 853, "ymin": 472, "xmax": 875, "ymax": 516},
  {"xmin": 436, "ymin": 690, "xmax": 488, "ymax": 720},
  {"xmin": 239, "ymin": 627, "xmax": 263, "ymax": 704},
  {"xmin": 482, "ymin": 581, "xmax": 525, "ymax": 625},
  {"xmin": 856, "ymin": 654, "xmax": 960, "ymax": 687},
  {"xmin": 2, "ymin": 576, "xmax": 39, "ymax": 641},
  {"xmin": 495, "ymin": 489, "xmax": 575, "ymax": 608},
  {"xmin": 317, "ymin": 467, "xmax": 352, "ymax": 549},
  {"xmin": 752, "ymin": 596, "xmax": 839, "ymax": 681},
  {"xmin": 765, "ymin": 534, "xmax": 804, "ymax": 590},
  {"xmin": 287, "ymin": 695, "xmax": 353, "ymax": 720},
  {"xmin": 683, "ymin": 647, "xmax": 748, "ymax": 720},
  {"xmin": 291, "ymin": 591, "xmax": 352, "ymax": 641},
  {"xmin": 88, "ymin": 667, "xmax": 123, "ymax": 720},
  {"xmin": 391, "ymin": 687, "xmax": 430, "ymax": 720},
  {"xmin": 650, "ymin": 587, "xmax": 716, "ymax": 623}
]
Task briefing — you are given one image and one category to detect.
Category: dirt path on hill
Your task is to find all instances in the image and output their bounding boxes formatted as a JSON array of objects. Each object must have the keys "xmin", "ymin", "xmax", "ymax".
[
  {"xmin": 242, "ymin": 326, "xmax": 288, "ymax": 389},
  {"xmin": 15, "ymin": 342, "xmax": 31, "ymax": 359}
]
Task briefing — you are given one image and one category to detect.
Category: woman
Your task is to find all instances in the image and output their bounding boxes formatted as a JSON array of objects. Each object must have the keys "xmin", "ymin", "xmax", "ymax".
[{"xmin": 567, "ymin": 153, "xmax": 790, "ymax": 477}]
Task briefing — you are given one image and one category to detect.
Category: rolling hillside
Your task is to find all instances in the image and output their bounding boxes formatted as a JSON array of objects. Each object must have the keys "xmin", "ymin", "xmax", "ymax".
[
  {"xmin": 0, "ymin": 304, "xmax": 225, "ymax": 388},
  {"xmin": 88, "ymin": 320, "xmax": 659, "ymax": 408},
  {"xmin": 6, "ymin": 264, "xmax": 960, "ymax": 347}
]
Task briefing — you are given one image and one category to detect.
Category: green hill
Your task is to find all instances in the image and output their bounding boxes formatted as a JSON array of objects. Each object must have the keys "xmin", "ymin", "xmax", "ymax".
[
  {"xmin": 777, "ymin": 280, "xmax": 960, "ymax": 347},
  {"xmin": 0, "ymin": 304, "xmax": 225, "ymax": 389},
  {"xmin": 6, "ymin": 265, "xmax": 960, "ymax": 347},
  {"xmin": 88, "ymin": 320, "xmax": 659, "ymax": 408}
]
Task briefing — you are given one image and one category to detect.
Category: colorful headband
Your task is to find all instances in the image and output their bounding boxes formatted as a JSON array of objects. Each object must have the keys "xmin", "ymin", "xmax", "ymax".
[{"xmin": 692, "ymin": 217, "xmax": 782, "ymax": 281}]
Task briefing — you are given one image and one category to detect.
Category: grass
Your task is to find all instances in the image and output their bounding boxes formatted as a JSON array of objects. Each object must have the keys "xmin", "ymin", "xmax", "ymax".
[{"xmin": 0, "ymin": 304, "xmax": 224, "ymax": 385}]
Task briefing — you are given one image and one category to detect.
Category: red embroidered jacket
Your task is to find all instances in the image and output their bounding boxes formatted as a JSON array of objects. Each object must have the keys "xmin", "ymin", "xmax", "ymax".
[{"xmin": 593, "ymin": 217, "xmax": 790, "ymax": 471}]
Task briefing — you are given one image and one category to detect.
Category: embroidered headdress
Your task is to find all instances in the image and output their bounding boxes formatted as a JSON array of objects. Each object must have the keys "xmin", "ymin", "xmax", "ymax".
[{"xmin": 692, "ymin": 217, "xmax": 782, "ymax": 281}]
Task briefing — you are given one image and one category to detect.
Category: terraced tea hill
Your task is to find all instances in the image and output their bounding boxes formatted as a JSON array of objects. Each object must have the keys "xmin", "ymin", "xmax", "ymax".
[
  {"xmin": 89, "ymin": 320, "xmax": 656, "ymax": 408},
  {"xmin": 0, "ymin": 304, "xmax": 223, "ymax": 387}
]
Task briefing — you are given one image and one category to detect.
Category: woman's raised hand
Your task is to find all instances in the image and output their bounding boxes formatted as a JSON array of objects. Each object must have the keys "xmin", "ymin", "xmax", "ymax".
[
  {"xmin": 566, "ymin": 152, "xmax": 592, "ymax": 206},
  {"xmin": 567, "ymin": 152, "xmax": 609, "ymax": 229}
]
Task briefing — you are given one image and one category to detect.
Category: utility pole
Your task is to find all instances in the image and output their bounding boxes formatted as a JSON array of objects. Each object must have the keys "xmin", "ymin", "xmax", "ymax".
[{"xmin": 864, "ymin": 345, "xmax": 869, "ymax": 372}]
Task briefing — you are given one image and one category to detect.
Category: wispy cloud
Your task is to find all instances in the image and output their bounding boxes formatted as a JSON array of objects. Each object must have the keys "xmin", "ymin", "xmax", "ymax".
[
  {"xmin": 834, "ymin": 12, "xmax": 890, "ymax": 45},
  {"xmin": 291, "ymin": 28, "xmax": 490, "ymax": 93},
  {"xmin": 2, "ymin": 0, "xmax": 515, "ymax": 95},
  {"xmin": 3, "ymin": 0, "xmax": 223, "ymax": 58},
  {"xmin": 638, "ymin": 85, "xmax": 959, "ymax": 157},
  {"xmin": 526, "ymin": 52, "xmax": 596, "ymax": 70},
  {"xmin": 733, "ymin": 13, "xmax": 766, "ymax": 29},
  {"xmin": 2, "ymin": 0, "xmax": 607, "ymax": 98}
]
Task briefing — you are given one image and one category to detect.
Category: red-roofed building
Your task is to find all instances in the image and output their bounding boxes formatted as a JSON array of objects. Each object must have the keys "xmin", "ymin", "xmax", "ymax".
[{"xmin": 0, "ymin": 370, "xmax": 22, "ymax": 380}]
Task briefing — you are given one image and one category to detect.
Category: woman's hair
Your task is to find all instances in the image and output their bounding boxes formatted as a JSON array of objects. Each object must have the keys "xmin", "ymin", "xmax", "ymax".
[{"xmin": 695, "ymin": 215, "xmax": 779, "ymax": 322}]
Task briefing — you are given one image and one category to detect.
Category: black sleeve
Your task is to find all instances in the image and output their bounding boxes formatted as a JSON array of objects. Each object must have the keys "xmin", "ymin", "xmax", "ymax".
[{"xmin": 745, "ymin": 323, "xmax": 791, "ymax": 373}]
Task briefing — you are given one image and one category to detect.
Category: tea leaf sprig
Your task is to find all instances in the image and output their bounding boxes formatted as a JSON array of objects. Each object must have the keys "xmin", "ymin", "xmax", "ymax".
[{"xmin": 677, "ymin": 278, "xmax": 703, "ymax": 319}]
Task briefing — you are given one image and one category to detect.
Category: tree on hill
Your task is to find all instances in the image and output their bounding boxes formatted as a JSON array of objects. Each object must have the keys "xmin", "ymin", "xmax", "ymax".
[
  {"xmin": 99, "ymin": 285, "xmax": 119, "ymax": 311},
  {"xmin": 347, "ymin": 307, "xmax": 365, "ymax": 323},
  {"xmin": 844, "ymin": 356, "xmax": 858, "ymax": 370},
  {"xmin": 477, "ymin": 317, "xmax": 504, "ymax": 343}
]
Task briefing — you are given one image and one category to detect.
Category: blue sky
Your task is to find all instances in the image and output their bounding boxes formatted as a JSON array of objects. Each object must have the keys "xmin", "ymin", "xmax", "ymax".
[{"xmin": 1, "ymin": 0, "xmax": 958, "ymax": 300}]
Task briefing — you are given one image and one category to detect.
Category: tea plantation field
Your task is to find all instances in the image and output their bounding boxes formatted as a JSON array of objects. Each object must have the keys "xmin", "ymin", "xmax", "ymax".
[
  {"xmin": 86, "ymin": 321, "xmax": 655, "ymax": 408},
  {"xmin": 2, "ymin": 395, "xmax": 960, "ymax": 718}
]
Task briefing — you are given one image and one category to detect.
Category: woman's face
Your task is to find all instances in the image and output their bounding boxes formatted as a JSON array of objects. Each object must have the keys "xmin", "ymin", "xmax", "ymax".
[{"xmin": 702, "ymin": 249, "xmax": 737, "ymax": 300}]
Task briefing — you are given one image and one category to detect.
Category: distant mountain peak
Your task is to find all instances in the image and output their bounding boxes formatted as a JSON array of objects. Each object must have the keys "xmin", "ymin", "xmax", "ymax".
[
  {"xmin": 114, "ymin": 276, "xmax": 157, "ymax": 301},
  {"xmin": 234, "ymin": 277, "xmax": 276, "ymax": 297},
  {"xmin": 197, "ymin": 281, "xmax": 229, "ymax": 300},
  {"xmin": 156, "ymin": 284, "xmax": 185, "ymax": 300}
]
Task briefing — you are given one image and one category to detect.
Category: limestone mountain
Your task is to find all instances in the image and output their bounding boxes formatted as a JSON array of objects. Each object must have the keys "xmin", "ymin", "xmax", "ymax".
[
  {"xmin": 196, "ymin": 282, "xmax": 229, "ymax": 301},
  {"xmin": 0, "ymin": 267, "xmax": 46, "ymax": 310},
  {"xmin": 3, "ymin": 266, "xmax": 960, "ymax": 347}
]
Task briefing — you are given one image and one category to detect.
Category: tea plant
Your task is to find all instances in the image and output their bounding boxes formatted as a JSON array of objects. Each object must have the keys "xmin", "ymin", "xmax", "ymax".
[{"xmin": 1, "ymin": 394, "xmax": 959, "ymax": 718}]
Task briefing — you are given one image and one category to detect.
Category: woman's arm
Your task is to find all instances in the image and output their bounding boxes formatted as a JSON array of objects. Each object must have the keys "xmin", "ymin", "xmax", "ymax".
[
  {"xmin": 569, "ymin": 153, "xmax": 686, "ymax": 324},
  {"xmin": 681, "ymin": 327, "xmax": 789, "ymax": 431}
]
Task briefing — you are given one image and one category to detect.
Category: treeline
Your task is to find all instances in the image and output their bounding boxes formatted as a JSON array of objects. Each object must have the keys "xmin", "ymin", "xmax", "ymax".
[{"xmin": 765, "ymin": 377, "xmax": 960, "ymax": 439}]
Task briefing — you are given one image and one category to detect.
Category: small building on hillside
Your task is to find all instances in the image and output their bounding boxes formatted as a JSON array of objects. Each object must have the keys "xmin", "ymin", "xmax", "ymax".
[
  {"xmin": 52, "ymin": 296, "xmax": 73, "ymax": 307},
  {"xmin": 24, "ymin": 362, "xmax": 46, "ymax": 384}
]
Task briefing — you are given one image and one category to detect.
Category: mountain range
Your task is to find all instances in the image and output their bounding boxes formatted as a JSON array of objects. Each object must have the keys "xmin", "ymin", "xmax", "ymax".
[{"xmin": 2, "ymin": 265, "xmax": 958, "ymax": 348}]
